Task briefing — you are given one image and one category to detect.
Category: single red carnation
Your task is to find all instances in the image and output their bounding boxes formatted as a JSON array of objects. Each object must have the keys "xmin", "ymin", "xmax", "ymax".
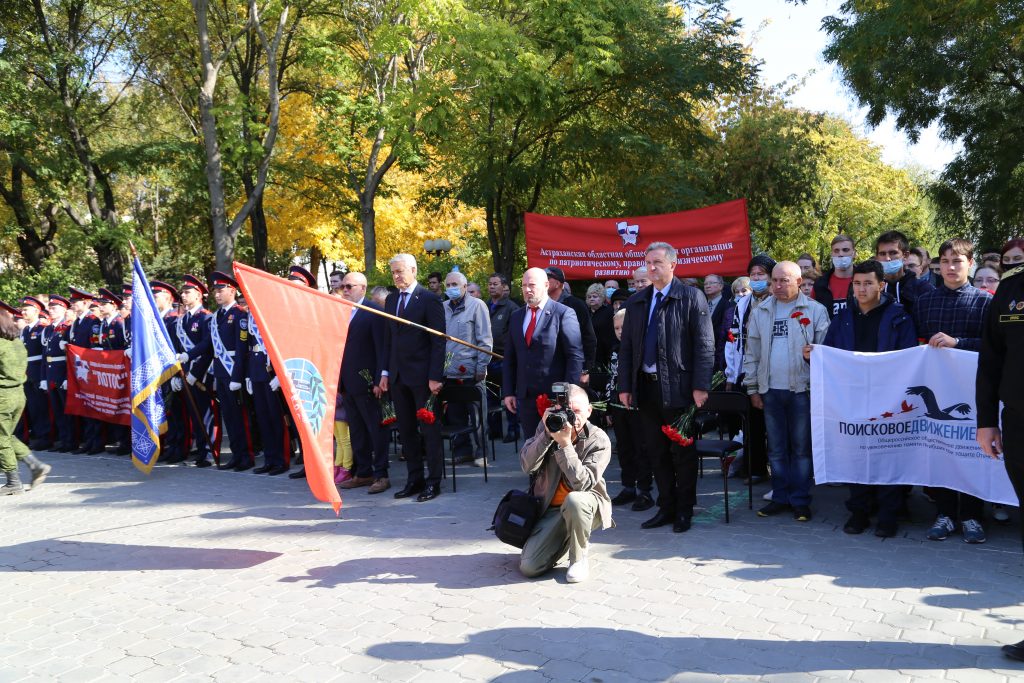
[
  {"xmin": 798, "ymin": 317, "xmax": 811, "ymax": 326},
  {"xmin": 458, "ymin": 365, "xmax": 467, "ymax": 373},
  {"xmin": 536, "ymin": 394, "xmax": 552, "ymax": 416},
  {"xmin": 790, "ymin": 311, "xmax": 803, "ymax": 318},
  {"xmin": 380, "ymin": 416, "xmax": 396, "ymax": 426},
  {"xmin": 416, "ymin": 408, "xmax": 436, "ymax": 424},
  {"xmin": 726, "ymin": 330, "xmax": 736, "ymax": 343},
  {"xmin": 917, "ymin": 337, "xmax": 926, "ymax": 344}
]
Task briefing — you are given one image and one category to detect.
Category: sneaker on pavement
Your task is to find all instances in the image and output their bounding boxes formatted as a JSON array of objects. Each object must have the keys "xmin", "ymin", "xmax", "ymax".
[
  {"xmin": 926, "ymin": 514, "xmax": 955, "ymax": 541},
  {"xmin": 757, "ymin": 501, "xmax": 790, "ymax": 517},
  {"xmin": 566, "ymin": 556, "xmax": 590, "ymax": 583},
  {"xmin": 961, "ymin": 518, "xmax": 987, "ymax": 544},
  {"xmin": 993, "ymin": 504, "xmax": 1010, "ymax": 523}
]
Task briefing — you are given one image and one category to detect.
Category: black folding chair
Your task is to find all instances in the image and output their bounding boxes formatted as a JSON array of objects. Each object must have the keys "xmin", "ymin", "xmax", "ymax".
[
  {"xmin": 694, "ymin": 390, "xmax": 752, "ymax": 523},
  {"xmin": 438, "ymin": 383, "xmax": 489, "ymax": 492}
]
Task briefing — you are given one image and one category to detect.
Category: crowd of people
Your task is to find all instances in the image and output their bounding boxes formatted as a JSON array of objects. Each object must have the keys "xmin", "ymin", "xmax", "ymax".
[{"xmin": 0, "ymin": 236, "xmax": 1022, "ymax": 585}]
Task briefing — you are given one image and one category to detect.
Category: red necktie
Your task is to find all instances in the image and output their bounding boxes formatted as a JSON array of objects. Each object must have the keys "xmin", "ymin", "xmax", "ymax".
[{"xmin": 525, "ymin": 306, "xmax": 539, "ymax": 347}]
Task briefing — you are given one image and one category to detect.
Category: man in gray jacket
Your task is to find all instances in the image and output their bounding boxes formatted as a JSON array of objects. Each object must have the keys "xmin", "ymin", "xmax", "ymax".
[
  {"xmin": 443, "ymin": 270, "xmax": 493, "ymax": 465},
  {"xmin": 519, "ymin": 384, "xmax": 612, "ymax": 583},
  {"xmin": 743, "ymin": 261, "xmax": 830, "ymax": 521}
]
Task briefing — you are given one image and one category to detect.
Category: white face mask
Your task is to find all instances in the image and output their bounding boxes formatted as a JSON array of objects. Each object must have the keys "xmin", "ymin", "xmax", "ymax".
[{"xmin": 832, "ymin": 256, "xmax": 853, "ymax": 270}]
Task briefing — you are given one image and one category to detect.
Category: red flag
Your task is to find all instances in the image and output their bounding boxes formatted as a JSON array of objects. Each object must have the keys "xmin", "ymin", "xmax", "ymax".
[
  {"xmin": 233, "ymin": 262, "xmax": 347, "ymax": 514},
  {"xmin": 65, "ymin": 345, "xmax": 131, "ymax": 425},
  {"xmin": 525, "ymin": 198, "xmax": 752, "ymax": 279}
]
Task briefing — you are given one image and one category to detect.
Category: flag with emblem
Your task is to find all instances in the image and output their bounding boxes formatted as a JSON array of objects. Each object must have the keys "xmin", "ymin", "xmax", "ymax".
[
  {"xmin": 129, "ymin": 257, "xmax": 182, "ymax": 473},
  {"xmin": 233, "ymin": 262, "xmax": 347, "ymax": 514}
]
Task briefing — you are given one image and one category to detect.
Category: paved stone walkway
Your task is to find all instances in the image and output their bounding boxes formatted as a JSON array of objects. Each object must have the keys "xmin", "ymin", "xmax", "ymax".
[{"xmin": 2, "ymin": 439, "xmax": 1023, "ymax": 682}]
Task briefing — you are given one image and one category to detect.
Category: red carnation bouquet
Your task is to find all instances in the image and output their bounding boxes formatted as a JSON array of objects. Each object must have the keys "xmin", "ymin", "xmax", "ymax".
[
  {"xmin": 791, "ymin": 309, "xmax": 813, "ymax": 343},
  {"xmin": 417, "ymin": 352, "xmax": 454, "ymax": 424},
  {"xmin": 661, "ymin": 370, "xmax": 725, "ymax": 447},
  {"xmin": 536, "ymin": 393, "xmax": 552, "ymax": 416}
]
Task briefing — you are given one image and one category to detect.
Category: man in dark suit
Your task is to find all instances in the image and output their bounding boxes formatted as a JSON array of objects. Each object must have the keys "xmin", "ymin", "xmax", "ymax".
[
  {"xmin": 502, "ymin": 267, "xmax": 584, "ymax": 439},
  {"xmin": 338, "ymin": 271, "xmax": 392, "ymax": 494},
  {"xmin": 545, "ymin": 267, "xmax": 597, "ymax": 385},
  {"xmin": 380, "ymin": 253, "xmax": 447, "ymax": 502},
  {"xmin": 618, "ymin": 242, "xmax": 715, "ymax": 533}
]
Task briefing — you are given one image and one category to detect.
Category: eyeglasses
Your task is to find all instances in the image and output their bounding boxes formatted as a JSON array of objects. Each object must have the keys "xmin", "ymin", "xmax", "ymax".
[{"xmin": 339, "ymin": 284, "xmax": 358, "ymax": 290}]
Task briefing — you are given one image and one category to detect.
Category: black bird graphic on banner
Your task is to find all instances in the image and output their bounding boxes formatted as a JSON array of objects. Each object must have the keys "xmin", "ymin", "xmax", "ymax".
[{"xmin": 905, "ymin": 386, "xmax": 971, "ymax": 420}]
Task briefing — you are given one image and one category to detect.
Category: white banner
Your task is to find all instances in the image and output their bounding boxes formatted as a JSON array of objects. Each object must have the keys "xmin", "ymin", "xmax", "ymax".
[{"xmin": 810, "ymin": 345, "xmax": 1015, "ymax": 505}]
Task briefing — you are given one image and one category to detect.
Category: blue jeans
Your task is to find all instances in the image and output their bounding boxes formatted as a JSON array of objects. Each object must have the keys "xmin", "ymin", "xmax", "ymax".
[{"xmin": 762, "ymin": 389, "xmax": 812, "ymax": 507}]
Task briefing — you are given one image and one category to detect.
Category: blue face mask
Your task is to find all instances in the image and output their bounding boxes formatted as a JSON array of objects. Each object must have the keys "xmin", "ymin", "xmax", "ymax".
[
  {"xmin": 749, "ymin": 280, "xmax": 769, "ymax": 293},
  {"xmin": 445, "ymin": 286, "xmax": 463, "ymax": 300},
  {"xmin": 605, "ymin": 287, "xmax": 616, "ymax": 300},
  {"xmin": 881, "ymin": 259, "xmax": 903, "ymax": 276}
]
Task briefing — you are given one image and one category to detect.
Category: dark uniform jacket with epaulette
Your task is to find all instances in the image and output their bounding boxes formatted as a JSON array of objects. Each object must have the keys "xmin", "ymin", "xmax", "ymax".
[
  {"xmin": 95, "ymin": 316, "xmax": 128, "ymax": 351},
  {"xmin": 179, "ymin": 307, "xmax": 214, "ymax": 380},
  {"xmin": 209, "ymin": 303, "xmax": 248, "ymax": 383},
  {"xmin": 42, "ymin": 318, "xmax": 71, "ymax": 385},
  {"xmin": 67, "ymin": 313, "xmax": 98, "ymax": 349},
  {"xmin": 246, "ymin": 314, "xmax": 273, "ymax": 383},
  {"xmin": 20, "ymin": 321, "xmax": 47, "ymax": 384},
  {"xmin": 977, "ymin": 265, "xmax": 1024, "ymax": 427}
]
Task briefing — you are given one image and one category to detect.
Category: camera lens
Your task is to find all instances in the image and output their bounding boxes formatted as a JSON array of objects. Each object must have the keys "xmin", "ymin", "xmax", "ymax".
[{"xmin": 545, "ymin": 412, "xmax": 567, "ymax": 432}]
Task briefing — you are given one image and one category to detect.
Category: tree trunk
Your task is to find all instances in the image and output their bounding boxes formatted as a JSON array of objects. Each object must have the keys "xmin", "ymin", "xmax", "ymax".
[
  {"xmin": 360, "ymin": 193, "xmax": 377, "ymax": 275},
  {"xmin": 242, "ymin": 174, "xmax": 270, "ymax": 270},
  {"xmin": 309, "ymin": 245, "xmax": 322, "ymax": 285}
]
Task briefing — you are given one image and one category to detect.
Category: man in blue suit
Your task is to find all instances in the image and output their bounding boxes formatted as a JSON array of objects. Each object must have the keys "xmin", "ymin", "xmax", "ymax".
[
  {"xmin": 502, "ymin": 267, "xmax": 584, "ymax": 439},
  {"xmin": 338, "ymin": 271, "xmax": 392, "ymax": 494},
  {"xmin": 380, "ymin": 253, "xmax": 447, "ymax": 502}
]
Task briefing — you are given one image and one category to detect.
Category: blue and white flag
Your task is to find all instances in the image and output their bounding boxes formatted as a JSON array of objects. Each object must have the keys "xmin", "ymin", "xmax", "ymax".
[{"xmin": 130, "ymin": 257, "xmax": 181, "ymax": 473}]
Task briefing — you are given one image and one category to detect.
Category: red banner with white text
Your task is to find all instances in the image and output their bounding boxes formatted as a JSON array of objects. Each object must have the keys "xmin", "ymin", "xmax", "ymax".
[
  {"xmin": 234, "ymin": 262, "xmax": 348, "ymax": 515},
  {"xmin": 64, "ymin": 345, "xmax": 131, "ymax": 425},
  {"xmin": 525, "ymin": 198, "xmax": 752, "ymax": 279}
]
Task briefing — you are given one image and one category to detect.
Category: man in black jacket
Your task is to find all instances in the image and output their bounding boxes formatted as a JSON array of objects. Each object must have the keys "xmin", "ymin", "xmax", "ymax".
[
  {"xmin": 977, "ymin": 261, "xmax": 1024, "ymax": 662},
  {"xmin": 874, "ymin": 230, "xmax": 933, "ymax": 314},
  {"xmin": 545, "ymin": 267, "xmax": 597, "ymax": 385},
  {"xmin": 618, "ymin": 242, "xmax": 715, "ymax": 533},
  {"xmin": 486, "ymin": 273, "xmax": 520, "ymax": 442},
  {"xmin": 811, "ymin": 234, "xmax": 858, "ymax": 319}
]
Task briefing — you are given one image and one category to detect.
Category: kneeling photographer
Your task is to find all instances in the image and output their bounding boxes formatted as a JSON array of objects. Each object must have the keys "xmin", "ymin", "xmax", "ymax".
[{"xmin": 519, "ymin": 383, "xmax": 612, "ymax": 583}]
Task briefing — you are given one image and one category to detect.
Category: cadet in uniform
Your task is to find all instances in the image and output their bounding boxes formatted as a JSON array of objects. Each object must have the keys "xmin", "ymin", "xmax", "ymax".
[
  {"xmin": 150, "ymin": 281, "xmax": 188, "ymax": 464},
  {"xmin": 208, "ymin": 271, "xmax": 252, "ymax": 471},
  {"xmin": 95, "ymin": 288, "xmax": 130, "ymax": 455},
  {"xmin": 174, "ymin": 275, "xmax": 216, "ymax": 467},
  {"xmin": 976, "ymin": 261, "xmax": 1024, "ymax": 662},
  {"xmin": 66, "ymin": 288, "xmax": 100, "ymax": 453},
  {"xmin": 42, "ymin": 295, "xmax": 73, "ymax": 451},
  {"xmin": 19, "ymin": 296, "xmax": 52, "ymax": 450}
]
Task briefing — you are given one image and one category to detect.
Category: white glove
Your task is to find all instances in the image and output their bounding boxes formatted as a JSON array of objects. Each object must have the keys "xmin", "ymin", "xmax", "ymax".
[
  {"xmin": 245, "ymin": 378, "xmax": 253, "ymax": 395},
  {"xmin": 39, "ymin": 380, "xmax": 47, "ymax": 390},
  {"xmin": 269, "ymin": 376, "xmax": 280, "ymax": 392},
  {"xmin": 186, "ymin": 373, "xmax": 197, "ymax": 386},
  {"xmin": 171, "ymin": 377, "xmax": 183, "ymax": 392},
  {"xmin": 177, "ymin": 352, "xmax": 189, "ymax": 364},
  {"xmin": 61, "ymin": 380, "xmax": 67, "ymax": 390},
  {"xmin": 59, "ymin": 340, "xmax": 68, "ymax": 350},
  {"xmin": 124, "ymin": 346, "xmax": 132, "ymax": 360},
  {"xmin": 229, "ymin": 381, "xmax": 242, "ymax": 392}
]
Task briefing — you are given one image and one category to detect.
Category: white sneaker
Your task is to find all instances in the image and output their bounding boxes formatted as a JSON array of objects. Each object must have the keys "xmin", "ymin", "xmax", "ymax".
[
  {"xmin": 472, "ymin": 458, "xmax": 485, "ymax": 468},
  {"xmin": 566, "ymin": 556, "xmax": 590, "ymax": 583},
  {"xmin": 762, "ymin": 490, "xmax": 773, "ymax": 501},
  {"xmin": 993, "ymin": 504, "xmax": 1010, "ymax": 523}
]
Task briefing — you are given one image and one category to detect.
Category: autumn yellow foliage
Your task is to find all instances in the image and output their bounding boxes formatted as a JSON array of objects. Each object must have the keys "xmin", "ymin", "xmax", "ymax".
[{"xmin": 263, "ymin": 94, "xmax": 488, "ymax": 274}]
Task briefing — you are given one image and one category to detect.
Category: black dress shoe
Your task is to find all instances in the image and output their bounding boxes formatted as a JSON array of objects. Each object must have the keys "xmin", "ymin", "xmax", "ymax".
[
  {"xmin": 394, "ymin": 480, "xmax": 426, "ymax": 499},
  {"xmin": 86, "ymin": 446, "xmax": 105, "ymax": 455},
  {"xmin": 631, "ymin": 492, "xmax": 655, "ymax": 512},
  {"xmin": 641, "ymin": 509, "xmax": 674, "ymax": 529},
  {"xmin": 30, "ymin": 440, "xmax": 52, "ymax": 451},
  {"xmin": 416, "ymin": 484, "xmax": 441, "ymax": 502},
  {"xmin": 218, "ymin": 460, "xmax": 240, "ymax": 470},
  {"xmin": 267, "ymin": 464, "xmax": 289, "ymax": 476},
  {"xmin": 51, "ymin": 442, "xmax": 72, "ymax": 452},
  {"xmin": 288, "ymin": 467, "xmax": 306, "ymax": 479},
  {"xmin": 163, "ymin": 453, "xmax": 186, "ymax": 464},
  {"xmin": 70, "ymin": 447, "xmax": 88, "ymax": 455},
  {"xmin": 610, "ymin": 489, "xmax": 637, "ymax": 506},
  {"xmin": 115, "ymin": 445, "xmax": 131, "ymax": 456},
  {"xmin": 253, "ymin": 465, "xmax": 272, "ymax": 474},
  {"xmin": 233, "ymin": 462, "xmax": 253, "ymax": 472},
  {"xmin": 673, "ymin": 516, "xmax": 692, "ymax": 533},
  {"xmin": 1002, "ymin": 639, "xmax": 1024, "ymax": 662},
  {"xmin": 194, "ymin": 459, "xmax": 212, "ymax": 468}
]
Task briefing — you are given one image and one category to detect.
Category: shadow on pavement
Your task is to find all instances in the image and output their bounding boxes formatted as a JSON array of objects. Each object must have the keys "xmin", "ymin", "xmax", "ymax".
[
  {"xmin": 279, "ymin": 552, "xmax": 520, "ymax": 589},
  {"xmin": 0, "ymin": 540, "xmax": 281, "ymax": 572},
  {"xmin": 365, "ymin": 626, "xmax": 1017, "ymax": 678}
]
